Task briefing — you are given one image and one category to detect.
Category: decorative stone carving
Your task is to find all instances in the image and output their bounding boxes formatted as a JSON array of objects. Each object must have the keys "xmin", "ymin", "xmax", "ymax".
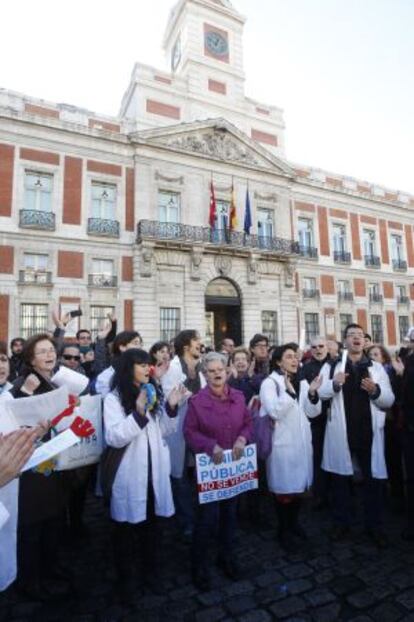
[
  {"xmin": 247, "ymin": 254, "xmax": 259, "ymax": 284},
  {"xmin": 254, "ymin": 191, "xmax": 278, "ymax": 202},
  {"xmin": 156, "ymin": 130, "xmax": 266, "ymax": 167},
  {"xmin": 284, "ymin": 261, "xmax": 296, "ymax": 288},
  {"xmin": 190, "ymin": 247, "xmax": 203, "ymax": 280},
  {"xmin": 214, "ymin": 255, "xmax": 232, "ymax": 277},
  {"xmin": 140, "ymin": 244, "xmax": 154, "ymax": 278},
  {"xmin": 155, "ymin": 171, "xmax": 184, "ymax": 184}
]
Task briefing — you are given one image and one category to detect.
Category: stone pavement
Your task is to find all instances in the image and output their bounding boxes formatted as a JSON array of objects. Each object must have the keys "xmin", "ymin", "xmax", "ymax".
[{"xmin": 2, "ymin": 489, "xmax": 414, "ymax": 622}]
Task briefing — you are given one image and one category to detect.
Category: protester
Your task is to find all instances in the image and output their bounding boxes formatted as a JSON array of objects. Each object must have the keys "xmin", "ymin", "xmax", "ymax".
[
  {"xmin": 249, "ymin": 334, "xmax": 269, "ymax": 379},
  {"xmin": 399, "ymin": 343, "xmax": 414, "ymax": 539},
  {"xmin": 260, "ymin": 345, "xmax": 322, "ymax": 551},
  {"xmin": 94, "ymin": 330, "xmax": 142, "ymax": 397},
  {"xmin": 228, "ymin": 347, "xmax": 259, "ymax": 405},
  {"xmin": 184, "ymin": 351, "xmax": 252, "ymax": 590},
  {"xmin": 103, "ymin": 348, "xmax": 182, "ymax": 600},
  {"xmin": 299, "ymin": 337, "xmax": 331, "ymax": 508},
  {"xmin": 8, "ymin": 338, "xmax": 25, "ymax": 381},
  {"xmin": 161, "ymin": 330, "xmax": 205, "ymax": 539},
  {"xmin": 319, "ymin": 323, "xmax": 395, "ymax": 547}
]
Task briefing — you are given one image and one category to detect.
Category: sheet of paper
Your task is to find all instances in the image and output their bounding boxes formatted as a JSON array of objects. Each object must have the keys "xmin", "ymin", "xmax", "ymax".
[
  {"xmin": 0, "ymin": 502, "xmax": 10, "ymax": 530},
  {"xmin": 4, "ymin": 386, "xmax": 69, "ymax": 427},
  {"xmin": 339, "ymin": 349, "xmax": 348, "ymax": 373},
  {"xmin": 21, "ymin": 428, "xmax": 79, "ymax": 472}
]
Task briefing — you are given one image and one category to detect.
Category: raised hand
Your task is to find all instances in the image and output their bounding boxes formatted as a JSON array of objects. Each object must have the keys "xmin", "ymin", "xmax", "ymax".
[
  {"xmin": 309, "ymin": 375, "xmax": 322, "ymax": 396},
  {"xmin": 21, "ymin": 373, "xmax": 41, "ymax": 396},
  {"xmin": 0, "ymin": 429, "xmax": 38, "ymax": 486}
]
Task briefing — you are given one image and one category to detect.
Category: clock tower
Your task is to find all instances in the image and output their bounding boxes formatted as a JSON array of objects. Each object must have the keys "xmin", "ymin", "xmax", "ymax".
[{"xmin": 163, "ymin": 0, "xmax": 246, "ymax": 103}]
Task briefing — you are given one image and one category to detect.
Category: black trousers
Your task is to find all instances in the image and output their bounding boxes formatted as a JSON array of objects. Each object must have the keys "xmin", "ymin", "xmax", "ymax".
[
  {"xmin": 17, "ymin": 517, "xmax": 60, "ymax": 587},
  {"xmin": 192, "ymin": 497, "xmax": 238, "ymax": 571}
]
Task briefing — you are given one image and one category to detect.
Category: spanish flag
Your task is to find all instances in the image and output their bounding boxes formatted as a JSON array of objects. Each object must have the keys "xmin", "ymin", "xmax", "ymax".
[{"xmin": 229, "ymin": 182, "xmax": 237, "ymax": 230}]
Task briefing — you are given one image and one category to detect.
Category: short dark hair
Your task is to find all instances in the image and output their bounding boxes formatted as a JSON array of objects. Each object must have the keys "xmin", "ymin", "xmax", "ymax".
[
  {"xmin": 22, "ymin": 333, "xmax": 56, "ymax": 368},
  {"xmin": 10, "ymin": 337, "xmax": 25, "ymax": 349},
  {"xmin": 285, "ymin": 342, "xmax": 299, "ymax": 351},
  {"xmin": 149, "ymin": 341, "xmax": 170, "ymax": 364},
  {"xmin": 343, "ymin": 323, "xmax": 364, "ymax": 339},
  {"xmin": 76, "ymin": 329, "xmax": 91, "ymax": 339},
  {"xmin": 62, "ymin": 342, "xmax": 80, "ymax": 353},
  {"xmin": 249, "ymin": 334, "xmax": 269, "ymax": 350},
  {"xmin": 270, "ymin": 344, "xmax": 297, "ymax": 372},
  {"xmin": 364, "ymin": 333, "xmax": 372, "ymax": 341},
  {"xmin": 174, "ymin": 330, "xmax": 199, "ymax": 357},
  {"xmin": 112, "ymin": 331, "xmax": 142, "ymax": 357}
]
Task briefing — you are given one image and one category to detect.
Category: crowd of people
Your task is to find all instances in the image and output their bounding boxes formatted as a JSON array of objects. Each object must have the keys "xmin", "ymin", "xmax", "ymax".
[{"xmin": 0, "ymin": 310, "xmax": 414, "ymax": 604}]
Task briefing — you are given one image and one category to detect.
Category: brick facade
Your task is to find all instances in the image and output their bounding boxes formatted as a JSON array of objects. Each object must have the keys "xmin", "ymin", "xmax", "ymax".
[
  {"xmin": 0, "ymin": 143, "xmax": 14, "ymax": 217},
  {"xmin": 57, "ymin": 251, "xmax": 84, "ymax": 278},
  {"xmin": 63, "ymin": 156, "xmax": 82, "ymax": 225}
]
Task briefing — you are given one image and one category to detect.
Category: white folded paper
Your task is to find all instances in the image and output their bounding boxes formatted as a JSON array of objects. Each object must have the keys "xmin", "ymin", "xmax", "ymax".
[
  {"xmin": 339, "ymin": 349, "xmax": 348, "ymax": 373},
  {"xmin": 4, "ymin": 386, "xmax": 69, "ymax": 427},
  {"xmin": 0, "ymin": 502, "xmax": 10, "ymax": 530},
  {"xmin": 52, "ymin": 366, "xmax": 88, "ymax": 396},
  {"xmin": 22, "ymin": 428, "xmax": 79, "ymax": 472}
]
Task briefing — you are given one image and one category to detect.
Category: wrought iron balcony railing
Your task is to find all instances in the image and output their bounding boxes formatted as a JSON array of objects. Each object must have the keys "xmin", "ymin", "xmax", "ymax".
[
  {"xmin": 19, "ymin": 209, "xmax": 55, "ymax": 231},
  {"xmin": 88, "ymin": 274, "xmax": 118, "ymax": 287},
  {"xmin": 302, "ymin": 288, "xmax": 320, "ymax": 299},
  {"xmin": 338, "ymin": 291, "xmax": 354, "ymax": 302},
  {"xmin": 298, "ymin": 245, "xmax": 318, "ymax": 259},
  {"xmin": 18, "ymin": 270, "xmax": 52, "ymax": 285},
  {"xmin": 333, "ymin": 250, "xmax": 351, "ymax": 264},
  {"xmin": 398, "ymin": 295, "xmax": 410, "ymax": 305},
  {"xmin": 392, "ymin": 259, "xmax": 407, "ymax": 272},
  {"xmin": 369, "ymin": 293, "xmax": 383, "ymax": 303},
  {"xmin": 137, "ymin": 220, "xmax": 300, "ymax": 256},
  {"xmin": 87, "ymin": 218, "xmax": 120, "ymax": 238},
  {"xmin": 364, "ymin": 254, "xmax": 381, "ymax": 267}
]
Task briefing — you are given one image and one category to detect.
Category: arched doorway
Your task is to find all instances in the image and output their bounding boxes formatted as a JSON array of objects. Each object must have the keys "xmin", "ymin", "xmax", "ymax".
[{"xmin": 205, "ymin": 277, "xmax": 242, "ymax": 348}]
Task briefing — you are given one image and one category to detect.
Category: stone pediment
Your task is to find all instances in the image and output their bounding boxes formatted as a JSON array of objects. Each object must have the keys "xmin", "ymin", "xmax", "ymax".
[{"xmin": 134, "ymin": 119, "xmax": 294, "ymax": 176}]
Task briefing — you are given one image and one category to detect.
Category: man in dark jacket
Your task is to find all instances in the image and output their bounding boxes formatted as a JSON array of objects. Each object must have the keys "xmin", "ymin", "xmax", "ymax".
[
  {"xmin": 401, "ymin": 344, "xmax": 414, "ymax": 539},
  {"xmin": 9, "ymin": 337, "xmax": 25, "ymax": 381}
]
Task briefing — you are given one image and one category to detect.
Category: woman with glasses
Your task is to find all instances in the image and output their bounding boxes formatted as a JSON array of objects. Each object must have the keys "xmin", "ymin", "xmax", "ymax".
[{"xmin": 10, "ymin": 333, "xmax": 70, "ymax": 600}]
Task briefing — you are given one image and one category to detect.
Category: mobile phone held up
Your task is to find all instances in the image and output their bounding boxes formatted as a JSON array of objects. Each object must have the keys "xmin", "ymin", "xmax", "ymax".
[{"xmin": 69, "ymin": 309, "xmax": 83, "ymax": 319}]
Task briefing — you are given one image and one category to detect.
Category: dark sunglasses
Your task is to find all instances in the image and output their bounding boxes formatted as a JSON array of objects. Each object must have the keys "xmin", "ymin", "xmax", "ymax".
[{"xmin": 63, "ymin": 354, "xmax": 81, "ymax": 361}]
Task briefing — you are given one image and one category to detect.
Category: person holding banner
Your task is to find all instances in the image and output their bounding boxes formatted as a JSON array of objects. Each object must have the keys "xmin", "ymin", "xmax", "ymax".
[
  {"xmin": 10, "ymin": 333, "xmax": 71, "ymax": 600},
  {"xmin": 260, "ymin": 344, "xmax": 322, "ymax": 552},
  {"xmin": 184, "ymin": 352, "xmax": 252, "ymax": 591},
  {"xmin": 103, "ymin": 348, "xmax": 182, "ymax": 601}
]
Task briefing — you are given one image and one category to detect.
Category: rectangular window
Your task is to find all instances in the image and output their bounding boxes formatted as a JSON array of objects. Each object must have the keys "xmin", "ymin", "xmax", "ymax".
[
  {"xmin": 399, "ymin": 316, "xmax": 409, "ymax": 342},
  {"xmin": 160, "ymin": 307, "xmax": 181, "ymax": 342},
  {"xmin": 90, "ymin": 259, "xmax": 115, "ymax": 287},
  {"xmin": 216, "ymin": 200, "xmax": 229, "ymax": 230},
  {"xmin": 368, "ymin": 282, "xmax": 380, "ymax": 296},
  {"xmin": 261, "ymin": 310, "xmax": 278, "ymax": 345},
  {"xmin": 24, "ymin": 253, "xmax": 48, "ymax": 271},
  {"xmin": 397, "ymin": 284, "xmax": 407, "ymax": 298},
  {"xmin": 20, "ymin": 303, "xmax": 49, "ymax": 338},
  {"xmin": 90, "ymin": 305, "xmax": 115, "ymax": 338},
  {"xmin": 91, "ymin": 182, "xmax": 117, "ymax": 220},
  {"xmin": 298, "ymin": 218, "xmax": 313, "ymax": 248},
  {"xmin": 158, "ymin": 190, "xmax": 180, "ymax": 223},
  {"xmin": 24, "ymin": 171, "xmax": 53, "ymax": 212},
  {"xmin": 340, "ymin": 313, "xmax": 353, "ymax": 339},
  {"xmin": 390, "ymin": 234, "xmax": 404, "ymax": 261},
  {"xmin": 304, "ymin": 312, "xmax": 320, "ymax": 342},
  {"xmin": 371, "ymin": 314, "xmax": 383, "ymax": 343},
  {"xmin": 363, "ymin": 229, "xmax": 376, "ymax": 257},
  {"xmin": 337, "ymin": 280, "xmax": 351, "ymax": 294},
  {"xmin": 257, "ymin": 208, "xmax": 274, "ymax": 246},
  {"xmin": 333, "ymin": 223, "xmax": 347, "ymax": 253}
]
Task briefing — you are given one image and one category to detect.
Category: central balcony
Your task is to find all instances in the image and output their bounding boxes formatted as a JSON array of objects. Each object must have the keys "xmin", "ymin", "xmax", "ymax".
[
  {"xmin": 88, "ymin": 274, "xmax": 118, "ymax": 287},
  {"xmin": 392, "ymin": 259, "xmax": 407, "ymax": 272},
  {"xmin": 18, "ymin": 270, "xmax": 52, "ymax": 285},
  {"xmin": 338, "ymin": 291, "xmax": 354, "ymax": 302},
  {"xmin": 369, "ymin": 293, "xmax": 383, "ymax": 303},
  {"xmin": 87, "ymin": 218, "xmax": 120, "ymax": 238},
  {"xmin": 137, "ymin": 220, "xmax": 300, "ymax": 256},
  {"xmin": 19, "ymin": 209, "xmax": 55, "ymax": 231},
  {"xmin": 364, "ymin": 254, "xmax": 381, "ymax": 268},
  {"xmin": 333, "ymin": 250, "xmax": 351, "ymax": 264},
  {"xmin": 302, "ymin": 288, "xmax": 320, "ymax": 299},
  {"xmin": 299, "ymin": 245, "xmax": 318, "ymax": 259}
]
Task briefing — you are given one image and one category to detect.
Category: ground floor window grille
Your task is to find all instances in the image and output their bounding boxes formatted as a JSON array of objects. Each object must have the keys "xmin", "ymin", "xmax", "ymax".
[
  {"xmin": 20, "ymin": 303, "xmax": 49, "ymax": 338},
  {"xmin": 261, "ymin": 311, "xmax": 278, "ymax": 345},
  {"xmin": 304, "ymin": 313, "xmax": 320, "ymax": 342},
  {"xmin": 90, "ymin": 305, "xmax": 115, "ymax": 339},
  {"xmin": 160, "ymin": 308, "xmax": 181, "ymax": 342}
]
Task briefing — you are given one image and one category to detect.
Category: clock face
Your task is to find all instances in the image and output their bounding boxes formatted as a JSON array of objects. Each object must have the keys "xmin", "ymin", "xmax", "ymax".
[
  {"xmin": 205, "ymin": 30, "xmax": 228, "ymax": 57},
  {"xmin": 171, "ymin": 36, "xmax": 181, "ymax": 71}
]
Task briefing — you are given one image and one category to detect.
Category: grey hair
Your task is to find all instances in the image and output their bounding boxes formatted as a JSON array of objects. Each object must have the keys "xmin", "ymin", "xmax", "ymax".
[{"xmin": 201, "ymin": 351, "xmax": 228, "ymax": 372}]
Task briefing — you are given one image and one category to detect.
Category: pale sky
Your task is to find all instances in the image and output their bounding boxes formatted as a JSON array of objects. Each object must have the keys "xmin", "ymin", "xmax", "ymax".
[{"xmin": 2, "ymin": 0, "xmax": 413, "ymax": 193}]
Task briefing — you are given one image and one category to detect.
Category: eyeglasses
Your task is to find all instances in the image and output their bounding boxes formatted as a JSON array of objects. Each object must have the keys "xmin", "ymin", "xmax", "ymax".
[
  {"xmin": 34, "ymin": 348, "xmax": 56, "ymax": 356},
  {"xmin": 311, "ymin": 345, "xmax": 326, "ymax": 349},
  {"xmin": 63, "ymin": 354, "xmax": 81, "ymax": 362}
]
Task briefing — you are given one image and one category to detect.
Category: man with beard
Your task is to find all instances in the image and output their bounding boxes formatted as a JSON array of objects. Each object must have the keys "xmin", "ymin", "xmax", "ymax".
[
  {"xmin": 161, "ymin": 330, "xmax": 206, "ymax": 539},
  {"xmin": 319, "ymin": 324, "xmax": 394, "ymax": 546},
  {"xmin": 299, "ymin": 337, "xmax": 331, "ymax": 508},
  {"xmin": 9, "ymin": 338, "xmax": 25, "ymax": 381}
]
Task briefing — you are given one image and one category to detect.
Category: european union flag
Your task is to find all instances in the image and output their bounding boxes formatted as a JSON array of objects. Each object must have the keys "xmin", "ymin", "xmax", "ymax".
[{"xmin": 244, "ymin": 188, "xmax": 252, "ymax": 234}]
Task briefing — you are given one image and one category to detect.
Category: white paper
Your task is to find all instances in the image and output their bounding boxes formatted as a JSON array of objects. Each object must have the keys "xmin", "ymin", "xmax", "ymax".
[
  {"xmin": 0, "ymin": 502, "xmax": 10, "ymax": 530},
  {"xmin": 339, "ymin": 349, "xmax": 348, "ymax": 373},
  {"xmin": 21, "ymin": 428, "xmax": 79, "ymax": 472},
  {"xmin": 299, "ymin": 329, "xmax": 306, "ymax": 351},
  {"xmin": 52, "ymin": 366, "xmax": 88, "ymax": 396},
  {"xmin": 4, "ymin": 386, "xmax": 69, "ymax": 427}
]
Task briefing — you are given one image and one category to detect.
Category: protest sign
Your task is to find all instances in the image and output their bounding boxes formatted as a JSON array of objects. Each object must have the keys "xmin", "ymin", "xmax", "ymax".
[
  {"xmin": 22, "ymin": 428, "xmax": 79, "ymax": 472},
  {"xmin": 195, "ymin": 443, "xmax": 258, "ymax": 505}
]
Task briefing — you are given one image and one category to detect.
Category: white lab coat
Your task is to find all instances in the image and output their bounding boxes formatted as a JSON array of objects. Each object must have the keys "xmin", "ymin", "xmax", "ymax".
[
  {"xmin": 260, "ymin": 372, "xmax": 321, "ymax": 494},
  {"xmin": 104, "ymin": 391, "xmax": 174, "ymax": 523},
  {"xmin": 160, "ymin": 356, "xmax": 206, "ymax": 478},
  {"xmin": 318, "ymin": 359, "xmax": 394, "ymax": 478},
  {"xmin": 0, "ymin": 386, "xmax": 18, "ymax": 591},
  {"xmin": 95, "ymin": 365, "xmax": 114, "ymax": 397}
]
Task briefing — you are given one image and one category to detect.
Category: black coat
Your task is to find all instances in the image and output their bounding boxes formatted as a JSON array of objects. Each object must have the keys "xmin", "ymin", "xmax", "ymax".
[{"xmin": 11, "ymin": 369, "xmax": 67, "ymax": 525}]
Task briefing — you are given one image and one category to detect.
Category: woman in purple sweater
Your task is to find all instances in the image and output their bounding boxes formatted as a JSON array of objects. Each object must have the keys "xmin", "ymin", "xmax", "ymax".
[{"xmin": 184, "ymin": 351, "xmax": 252, "ymax": 591}]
